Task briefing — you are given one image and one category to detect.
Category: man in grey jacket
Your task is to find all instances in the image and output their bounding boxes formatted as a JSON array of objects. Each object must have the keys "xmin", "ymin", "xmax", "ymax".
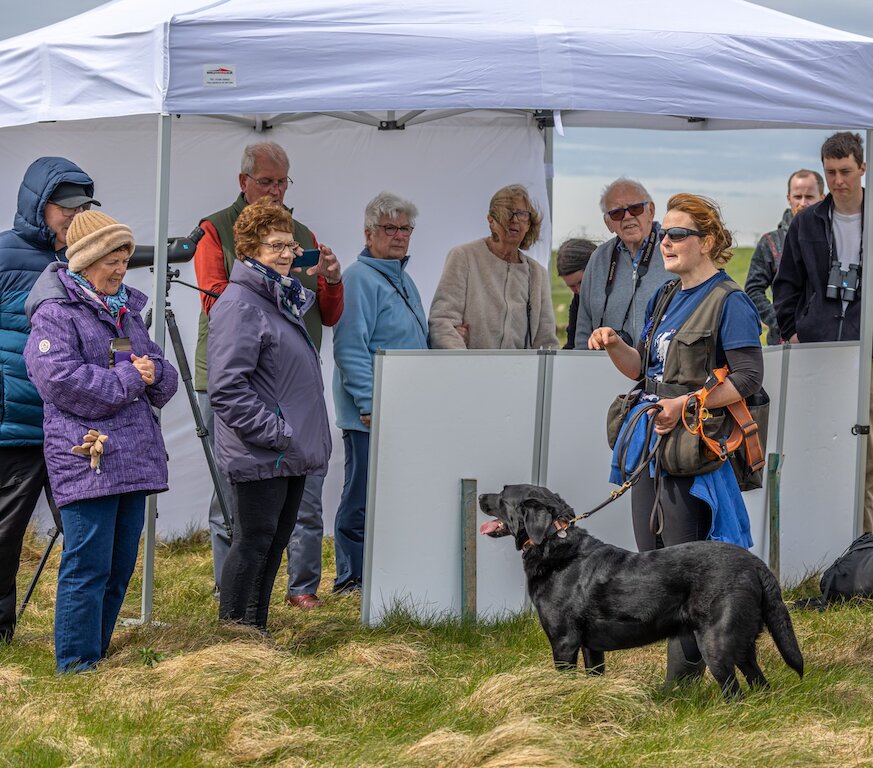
[
  {"xmin": 744, "ymin": 169, "xmax": 823, "ymax": 345},
  {"xmin": 575, "ymin": 178, "xmax": 668, "ymax": 350}
]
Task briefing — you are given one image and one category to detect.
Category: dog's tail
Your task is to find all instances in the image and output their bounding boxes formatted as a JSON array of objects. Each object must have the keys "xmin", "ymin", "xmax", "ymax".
[{"xmin": 759, "ymin": 565, "xmax": 804, "ymax": 678}]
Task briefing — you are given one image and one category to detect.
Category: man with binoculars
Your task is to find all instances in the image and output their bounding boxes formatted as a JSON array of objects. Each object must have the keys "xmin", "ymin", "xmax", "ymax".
[{"xmin": 774, "ymin": 131, "xmax": 872, "ymax": 533}]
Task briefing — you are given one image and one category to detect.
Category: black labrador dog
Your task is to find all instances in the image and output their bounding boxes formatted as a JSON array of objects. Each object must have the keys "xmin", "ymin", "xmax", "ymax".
[{"xmin": 479, "ymin": 484, "xmax": 803, "ymax": 697}]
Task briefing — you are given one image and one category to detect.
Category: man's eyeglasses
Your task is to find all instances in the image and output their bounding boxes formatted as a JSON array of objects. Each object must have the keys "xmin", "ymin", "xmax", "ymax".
[
  {"xmin": 657, "ymin": 227, "xmax": 706, "ymax": 243},
  {"xmin": 605, "ymin": 202, "xmax": 649, "ymax": 222},
  {"xmin": 260, "ymin": 240, "xmax": 299, "ymax": 253},
  {"xmin": 246, "ymin": 174, "xmax": 292, "ymax": 190},
  {"xmin": 508, "ymin": 210, "xmax": 532, "ymax": 222},
  {"xmin": 49, "ymin": 202, "xmax": 92, "ymax": 217},
  {"xmin": 375, "ymin": 224, "xmax": 414, "ymax": 237}
]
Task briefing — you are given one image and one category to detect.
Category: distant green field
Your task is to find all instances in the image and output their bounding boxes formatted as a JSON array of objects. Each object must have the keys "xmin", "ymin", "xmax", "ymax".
[{"xmin": 552, "ymin": 246, "xmax": 755, "ymax": 345}]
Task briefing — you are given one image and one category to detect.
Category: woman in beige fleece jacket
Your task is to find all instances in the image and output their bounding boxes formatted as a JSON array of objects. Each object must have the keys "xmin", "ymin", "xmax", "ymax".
[{"xmin": 428, "ymin": 184, "xmax": 559, "ymax": 350}]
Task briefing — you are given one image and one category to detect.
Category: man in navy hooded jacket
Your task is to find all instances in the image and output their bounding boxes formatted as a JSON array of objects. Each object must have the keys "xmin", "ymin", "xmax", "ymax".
[{"xmin": 0, "ymin": 157, "xmax": 99, "ymax": 643}]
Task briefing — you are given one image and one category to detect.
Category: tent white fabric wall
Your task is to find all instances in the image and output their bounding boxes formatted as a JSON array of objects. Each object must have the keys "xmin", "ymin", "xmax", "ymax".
[{"xmin": 0, "ymin": 113, "xmax": 550, "ymax": 537}]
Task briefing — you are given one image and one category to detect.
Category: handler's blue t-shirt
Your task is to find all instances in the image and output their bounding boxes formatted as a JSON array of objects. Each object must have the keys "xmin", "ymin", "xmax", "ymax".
[{"xmin": 642, "ymin": 271, "xmax": 761, "ymax": 382}]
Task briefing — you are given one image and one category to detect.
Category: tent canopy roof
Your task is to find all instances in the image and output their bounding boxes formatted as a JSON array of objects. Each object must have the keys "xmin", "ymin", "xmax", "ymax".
[{"xmin": 1, "ymin": 0, "xmax": 873, "ymax": 130}]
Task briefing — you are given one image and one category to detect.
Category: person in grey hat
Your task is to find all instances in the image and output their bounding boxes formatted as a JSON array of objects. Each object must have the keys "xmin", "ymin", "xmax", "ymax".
[{"xmin": 0, "ymin": 157, "xmax": 98, "ymax": 644}]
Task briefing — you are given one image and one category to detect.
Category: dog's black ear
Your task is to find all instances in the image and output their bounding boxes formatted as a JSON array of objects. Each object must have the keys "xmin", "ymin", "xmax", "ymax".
[{"xmin": 522, "ymin": 500, "xmax": 554, "ymax": 545}]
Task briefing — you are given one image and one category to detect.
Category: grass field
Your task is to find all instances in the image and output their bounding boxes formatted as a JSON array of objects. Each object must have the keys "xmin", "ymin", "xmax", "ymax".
[
  {"xmin": 553, "ymin": 246, "xmax": 755, "ymax": 345},
  {"xmin": 2, "ymin": 528, "xmax": 871, "ymax": 767}
]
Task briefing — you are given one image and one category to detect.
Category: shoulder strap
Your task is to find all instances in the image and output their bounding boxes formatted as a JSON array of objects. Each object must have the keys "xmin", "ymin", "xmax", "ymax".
[
  {"xmin": 642, "ymin": 279, "xmax": 681, "ymax": 375},
  {"xmin": 364, "ymin": 262, "xmax": 428, "ymax": 340}
]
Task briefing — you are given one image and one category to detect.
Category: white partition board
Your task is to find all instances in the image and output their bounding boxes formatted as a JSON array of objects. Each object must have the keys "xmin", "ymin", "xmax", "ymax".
[
  {"xmin": 363, "ymin": 351, "xmax": 542, "ymax": 625},
  {"xmin": 543, "ymin": 352, "xmax": 638, "ymax": 551},
  {"xmin": 778, "ymin": 343, "xmax": 860, "ymax": 581}
]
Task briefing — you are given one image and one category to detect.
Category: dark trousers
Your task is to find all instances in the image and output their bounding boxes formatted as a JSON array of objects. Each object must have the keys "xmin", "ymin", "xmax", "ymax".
[
  {"xmin": 333, "ymin": 430, "xmax": 369, "ymax": 589},
  {"xmin": 632, "ymin": 472, "xmax": 712, "ymax": 664},
  {"xmin": 0, "ymin": 445, "xmax": 51, "ymax": 642},
  {"xmin": 219, "ymin": 475, "xmax": 306, "ymax": 629}
]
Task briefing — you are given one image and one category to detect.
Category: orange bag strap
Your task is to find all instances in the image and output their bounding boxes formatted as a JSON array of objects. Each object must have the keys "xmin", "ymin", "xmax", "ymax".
[{"xmin": 679, "ymin": 366, "xmax": 765, "ymax": 472}]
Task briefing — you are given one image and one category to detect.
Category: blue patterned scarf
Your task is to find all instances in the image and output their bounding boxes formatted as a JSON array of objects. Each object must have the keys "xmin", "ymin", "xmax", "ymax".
[
  {"xmin": 67, "ymin": 269, "xmax": 129, "ymax": 328},
  {"xmin": 242, "ymin": 257, "xmax": 310, "ymax": 319}
]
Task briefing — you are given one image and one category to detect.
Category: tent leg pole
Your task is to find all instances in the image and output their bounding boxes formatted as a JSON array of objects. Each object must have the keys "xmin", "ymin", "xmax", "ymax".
[
  {"xmin": 140, "ymin": 113, "xmax": 173, "ymax": 624},
  {"xmin": 855, "ymin": 129, "xmax": 873, "ymax": 539}
]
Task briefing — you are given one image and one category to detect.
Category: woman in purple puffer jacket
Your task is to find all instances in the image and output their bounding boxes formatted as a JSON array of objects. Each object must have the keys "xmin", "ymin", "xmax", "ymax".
[
  {"xmin": 24, "ymin": 210, "xmax": 177, "ymax": 673},
  {"xmin": 208, "ymin": 198, "xmax": 333, "ymax": 634}
]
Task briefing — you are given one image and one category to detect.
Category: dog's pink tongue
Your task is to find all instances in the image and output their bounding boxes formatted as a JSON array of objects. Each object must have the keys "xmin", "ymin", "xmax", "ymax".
[{"xmin": 480, "ymin": 520, "xmax": 502, "ymax": 535}]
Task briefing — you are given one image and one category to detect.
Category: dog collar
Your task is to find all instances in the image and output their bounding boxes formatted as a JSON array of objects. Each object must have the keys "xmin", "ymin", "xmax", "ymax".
[{"xmin": 522, "ymin": 519, "xmax": 572, "ymax": 552}]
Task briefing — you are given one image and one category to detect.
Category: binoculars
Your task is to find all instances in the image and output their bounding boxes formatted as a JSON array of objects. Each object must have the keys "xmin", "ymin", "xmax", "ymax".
[{"xmin": 826, "ymin": 262, "xmax": 861, "ymax": 302}]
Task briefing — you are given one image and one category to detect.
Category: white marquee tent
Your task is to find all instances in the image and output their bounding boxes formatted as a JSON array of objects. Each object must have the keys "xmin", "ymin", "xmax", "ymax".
[{"xmin": 2, "ymin": 0, "xmax": 873, "ymax": 618}]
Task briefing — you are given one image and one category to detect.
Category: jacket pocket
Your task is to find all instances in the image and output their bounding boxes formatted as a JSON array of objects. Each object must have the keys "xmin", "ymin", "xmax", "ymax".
[
  {"xmin": 669, "ymin": 328, "xmax": 713, "ymax": 388},
  {"xmin": 795, "ymin": 291, "xmax": 817, "ymax": 341}
]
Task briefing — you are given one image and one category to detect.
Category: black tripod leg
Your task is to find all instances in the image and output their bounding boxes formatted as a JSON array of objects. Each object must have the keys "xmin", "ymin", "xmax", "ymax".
[
  {"xmin": 17, "ymin": 528, "xmax": 61, "ymax": 623},
  {"xmin": 164, "ymin": 307, "xmax": 233, "ymax": 539}
]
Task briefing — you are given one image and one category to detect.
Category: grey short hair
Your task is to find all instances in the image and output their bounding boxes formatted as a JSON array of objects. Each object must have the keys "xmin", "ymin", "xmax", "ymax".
[
  {"xmin": 240, "ymin": 142, "xmax": 290, "ymax": 175},
  {"xmin": 364, "ymin": 191, "xmax": 419, "ymax": 231},
  {"xmin": 599, "ymin": 178, "xmax": 652, "ymax": 214}
]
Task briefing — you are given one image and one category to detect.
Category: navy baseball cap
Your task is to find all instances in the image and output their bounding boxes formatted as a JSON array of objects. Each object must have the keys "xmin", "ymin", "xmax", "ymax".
[{"xmin": 49, "ymin": 182, "xmax": 101, "ymax": 208}]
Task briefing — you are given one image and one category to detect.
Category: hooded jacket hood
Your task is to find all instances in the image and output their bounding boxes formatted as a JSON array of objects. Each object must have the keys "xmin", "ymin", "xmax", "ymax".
[{"xmin": 14, "ymin": 157, "xmax": 95, "ymax": 250}]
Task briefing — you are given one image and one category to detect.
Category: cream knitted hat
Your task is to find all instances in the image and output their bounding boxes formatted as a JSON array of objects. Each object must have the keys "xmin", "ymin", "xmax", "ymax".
[{"xmin": 66, "ymin": 210, "xmax": 136, "ymax": 273}]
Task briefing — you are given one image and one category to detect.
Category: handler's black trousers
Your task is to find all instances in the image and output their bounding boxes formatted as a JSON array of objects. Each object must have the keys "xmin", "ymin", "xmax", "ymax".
[
  {"xmin": 0, "ymin": 445, "xmax": 51, "ymax": 642},
  {"xmin": 631, "ymin": 472, "xmax": 712, "ymax": 664}
]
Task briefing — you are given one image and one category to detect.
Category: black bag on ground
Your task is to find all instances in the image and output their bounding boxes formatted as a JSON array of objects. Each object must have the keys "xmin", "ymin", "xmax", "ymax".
[{"xmin": 820, "ymin": 533, "xmax": 873, "ymax": 602}]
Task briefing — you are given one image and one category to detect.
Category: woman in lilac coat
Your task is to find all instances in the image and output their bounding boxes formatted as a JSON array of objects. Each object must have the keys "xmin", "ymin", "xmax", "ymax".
[{"xmin": 24, "ymin": 210, "xmax": 177, "ymax": 673}]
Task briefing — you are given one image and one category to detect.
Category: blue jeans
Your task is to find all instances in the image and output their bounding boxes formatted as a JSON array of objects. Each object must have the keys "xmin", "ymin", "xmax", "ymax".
[
  {"xmin": 55, "ymin": 492, "xmax": 146, "ymax": 673},
  {"xmin": 285, "ymin": 474, "xmax": 325, "ymax": 596},
  {"xmin": 334, "ymin": 430, "xmax": 369, "ymax": 589}
]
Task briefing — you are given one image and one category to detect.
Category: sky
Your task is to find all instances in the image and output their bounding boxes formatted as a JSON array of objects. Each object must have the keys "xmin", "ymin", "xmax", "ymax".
[{"xmin": 2, "ymin": 0, "xmax": 872, "ymax": 246}]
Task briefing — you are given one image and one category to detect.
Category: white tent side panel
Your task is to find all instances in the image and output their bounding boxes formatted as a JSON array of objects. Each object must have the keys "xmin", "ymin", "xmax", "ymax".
[{"xmin": 0, "ymin": 113, "xmax": 549, "ymax": 537}]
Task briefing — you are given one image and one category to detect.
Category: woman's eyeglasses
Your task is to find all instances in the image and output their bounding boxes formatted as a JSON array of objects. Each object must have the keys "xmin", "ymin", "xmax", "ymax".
[
  {"xmin": 657, "ymin": 227, "xmax": 706, "ymax": 243},
  {"xmin": 375, "ymin": 224, "xmax": 414, "ymax": 236},
  {"xmin": 260, "ymin": 241, "xmax": 299, "ymax": 253},
  {"xmin": 605, "ymin": 202, "xmax": 649, "ymax": 222},
  {"xmin": 508, "ymin": 210, "xmax": 532, "ymax": 222}
]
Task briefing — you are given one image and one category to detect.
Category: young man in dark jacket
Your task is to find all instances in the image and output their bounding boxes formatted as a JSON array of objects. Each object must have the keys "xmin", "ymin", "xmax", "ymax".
[
  {"xmin": 774, "ymin": 132, "xmax": 871, "ymax": 533},
  {"xmin": 0, "ymin": 157, "xmax": 99, "ymax": 642}
]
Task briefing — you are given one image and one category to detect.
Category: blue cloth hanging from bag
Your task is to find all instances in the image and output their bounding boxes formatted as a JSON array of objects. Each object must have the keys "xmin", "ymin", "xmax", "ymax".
[{"xmin": 610, "ymin": 402, "xmax": 753, "ymax": 548}]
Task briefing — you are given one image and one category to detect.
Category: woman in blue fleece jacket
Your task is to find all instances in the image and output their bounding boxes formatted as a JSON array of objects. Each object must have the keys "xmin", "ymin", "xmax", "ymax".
[{"xmin": 331, "ymin": 191, "xmax": 428, "ymax": 593}]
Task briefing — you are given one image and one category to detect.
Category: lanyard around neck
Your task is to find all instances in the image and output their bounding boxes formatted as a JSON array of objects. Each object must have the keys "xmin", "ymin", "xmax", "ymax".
[{"xmin": 598, "ymin": 230, "xmax": 657, "ymax": 332}]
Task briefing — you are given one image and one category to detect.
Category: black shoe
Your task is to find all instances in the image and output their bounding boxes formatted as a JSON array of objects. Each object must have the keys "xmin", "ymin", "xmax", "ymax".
[{"xmin": 332, "ymin": 578, "xmax": 362, "ymax": 595}]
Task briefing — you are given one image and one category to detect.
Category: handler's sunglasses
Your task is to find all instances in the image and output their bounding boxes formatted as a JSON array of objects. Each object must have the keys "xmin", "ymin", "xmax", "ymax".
[
  {"xmin": 657, "ymin": 227, "xmax": 706, "ymax": 243},
  {"xmin": 605, "ymin": 201, "xmax": 649, "ymax": 221}
]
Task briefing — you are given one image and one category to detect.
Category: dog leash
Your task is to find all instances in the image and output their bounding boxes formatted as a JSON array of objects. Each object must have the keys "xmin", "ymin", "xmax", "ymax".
[{"xmin": 568, "ymin": 403, "xmax": 663, "ymax": 527}]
